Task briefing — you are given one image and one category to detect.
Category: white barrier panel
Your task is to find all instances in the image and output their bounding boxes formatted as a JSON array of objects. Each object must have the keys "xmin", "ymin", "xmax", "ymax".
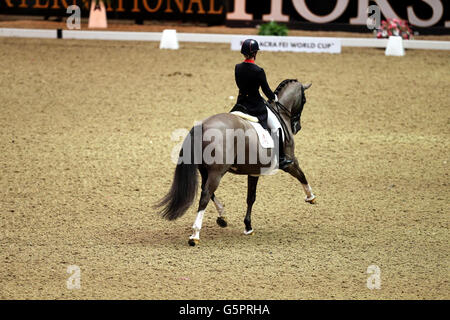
[
  {"xmin": 0, "ymin": 28, "xmax": 56, "ymax": 39},
  {"xmin": 1, "ymin": 28, "xmax": 449, "ymax": 51},
  {"xmin": 340, "ymin": 38, "xmax": 388, "ymax": 48},
  {"xmin": 231, "ymin": 35, "xmax": 341, "ymax": 54},
  {"xmin": 177, "ymin": 32, "xmax": 235, "ymax": 43},
  {"xmin": 63, "ymin": 30, "xmax": 161, "ymax": 41},
  {"xmin": 403, "ymin": 40, "xmax": 450, "ymax": 50}
]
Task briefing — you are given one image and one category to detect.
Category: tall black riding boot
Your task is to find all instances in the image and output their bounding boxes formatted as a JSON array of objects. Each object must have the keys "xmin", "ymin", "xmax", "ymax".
[{"xmin": 277, "ymin": 128, "xmax": 293, "ymax": 171}]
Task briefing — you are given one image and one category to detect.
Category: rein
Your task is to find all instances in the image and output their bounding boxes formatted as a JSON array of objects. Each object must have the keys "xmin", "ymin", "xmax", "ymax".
[
  {"xmin": 267, "ymin": 101, "xmax": 292, "ymax": 143},
  {"xmin": 275, "ymin": 101, "xmax": 292, "ymax": 118},
  {"xmin": 268, "ymin": 88, "xmax": 303, "ymax": 143},
  {"xmin": 272, "ymin": 80, "xmax": 305, "ymax": 139}
]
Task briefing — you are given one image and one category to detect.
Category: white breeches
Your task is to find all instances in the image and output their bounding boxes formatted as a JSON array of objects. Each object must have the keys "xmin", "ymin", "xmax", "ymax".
[{"xmin": 266, "ymin": 107, "xmax": 283, "ymax": 141}]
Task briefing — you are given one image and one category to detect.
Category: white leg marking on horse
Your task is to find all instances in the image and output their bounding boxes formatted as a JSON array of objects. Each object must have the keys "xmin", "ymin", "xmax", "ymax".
[
  {"xmin": 190, "ymin": 209, "xmax": 205, "ymax": 240},
  {"xmin": 302, "ymin": 184, "xmax": 315, "ymax": 201},
  {"xmin": 213, "ymin": 197, "xmax": 225, "ymax": 217}
]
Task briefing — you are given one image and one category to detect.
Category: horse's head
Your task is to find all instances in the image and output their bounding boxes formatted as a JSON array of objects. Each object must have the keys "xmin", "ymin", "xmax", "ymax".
[{"xmin": 274, "ymin": 79, "xmax": 312, "ymax": 134}]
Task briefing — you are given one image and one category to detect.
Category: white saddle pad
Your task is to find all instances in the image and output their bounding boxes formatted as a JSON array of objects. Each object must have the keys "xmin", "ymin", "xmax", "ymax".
[
  {"xmin": 248, "ymin": 122, "xmax": 274, "ymax": 149},
  {"xmin": 231, "ymin": 111, "xmax": 274, "ymax": 149}
]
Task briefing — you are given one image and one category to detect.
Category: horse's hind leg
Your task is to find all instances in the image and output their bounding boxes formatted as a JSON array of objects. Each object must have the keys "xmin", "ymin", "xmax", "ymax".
[
  {"xmin": 286, "ymin": 157, "xmax": 316, "ymax": 203},
  {"xmin": 244, "ymin": 175, "xmax": 259, "ymax": 235},
  {"xmin": 189, "ymin": 169, "xmax": 223, "ymax": 246},
  {"xmin": 200, "ymin": 167, "xmax": 227, "ymax": 227}
]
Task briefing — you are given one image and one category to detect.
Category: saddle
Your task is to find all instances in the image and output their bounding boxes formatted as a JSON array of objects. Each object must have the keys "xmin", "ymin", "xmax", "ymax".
[
  {"xmin": 230, "ymin": 103, "xmax": 291, "ymax": 143},
  {"xmin": 230, "ymin": 104, "xmax": 273, "ymax": 149}
]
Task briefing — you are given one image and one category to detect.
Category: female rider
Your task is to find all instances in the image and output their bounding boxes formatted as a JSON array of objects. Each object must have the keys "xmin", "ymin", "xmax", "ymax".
[{"xmin": 234, "ymin": 39, "xmax": 292, "ymax": 171}]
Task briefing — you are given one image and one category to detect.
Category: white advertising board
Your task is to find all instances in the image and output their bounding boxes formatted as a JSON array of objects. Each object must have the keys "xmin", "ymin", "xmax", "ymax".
[{"xmin": 231, "ymin": 35, "xmax": 341, "ymax": 54}]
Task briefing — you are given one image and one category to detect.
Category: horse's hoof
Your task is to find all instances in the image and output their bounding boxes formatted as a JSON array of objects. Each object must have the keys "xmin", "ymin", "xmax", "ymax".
[
  {"xmin": 216, "ymin": 217, "xmax": 228, "ymax": 228},
  {"xmin": 305, "ymin": 195, "xmax": 316, "ymax": 204},
  {"xmin": 188, "ymin": 238, "xmax": 199, "ymax": 246},
  {"xmin": 244, "ymin": 229, "xmax": 254, "ymax": 236}
]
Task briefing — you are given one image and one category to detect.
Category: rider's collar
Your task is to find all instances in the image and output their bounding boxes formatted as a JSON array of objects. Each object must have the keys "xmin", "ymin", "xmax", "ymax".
[{"xmin": 244, "ymin": 59, "xmax": 255, "ymax": 64}]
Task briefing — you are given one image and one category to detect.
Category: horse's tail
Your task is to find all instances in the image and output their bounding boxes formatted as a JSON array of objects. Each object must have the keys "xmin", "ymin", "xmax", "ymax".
[{"xmin": 155, "ymin": 126, "xmax": 200, "ymax": 220}]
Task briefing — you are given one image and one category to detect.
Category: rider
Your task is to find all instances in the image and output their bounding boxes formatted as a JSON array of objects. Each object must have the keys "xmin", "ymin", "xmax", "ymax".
[{"xmin": 234, "ymin": 39, "xmax": 293, "ymax": 171}]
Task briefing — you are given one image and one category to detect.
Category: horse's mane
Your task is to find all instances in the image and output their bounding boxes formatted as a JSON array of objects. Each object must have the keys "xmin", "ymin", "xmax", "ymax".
[{"xmin": 274, "ymin": 79, "xmax": 298, "ymax": 96}]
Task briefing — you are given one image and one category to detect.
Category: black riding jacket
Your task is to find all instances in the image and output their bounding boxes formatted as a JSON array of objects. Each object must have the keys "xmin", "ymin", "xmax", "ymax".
[{"xmin": 235, "ymin": 60, "xmax": 276, "ymax": 129}]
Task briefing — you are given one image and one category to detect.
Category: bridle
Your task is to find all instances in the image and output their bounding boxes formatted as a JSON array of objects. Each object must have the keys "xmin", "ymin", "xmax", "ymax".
[{"xmin": 272, "ymin": 87, "xmax": 304, "ymax": 139}]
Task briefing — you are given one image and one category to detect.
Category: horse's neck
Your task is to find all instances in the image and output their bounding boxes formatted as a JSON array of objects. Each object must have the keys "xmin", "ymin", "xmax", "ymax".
[
  {"xmin": 278, "ymin": 95, "xmax": 292, "ymax": 122},
  {"xmin": 276, "ymin": 98, "xmax": 294, "ymax": 143}
]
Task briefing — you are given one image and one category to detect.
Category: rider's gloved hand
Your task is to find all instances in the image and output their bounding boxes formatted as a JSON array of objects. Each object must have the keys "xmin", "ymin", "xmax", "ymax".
[{"xmin": 274, "ymin": 94, "xmax": 278, "ymax": 102}]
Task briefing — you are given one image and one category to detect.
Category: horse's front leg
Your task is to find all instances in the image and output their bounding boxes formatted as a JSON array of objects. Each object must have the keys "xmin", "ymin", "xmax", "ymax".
[
  {"xmin": 286, "ymin": 158, "xmax": 316, "ymax": 203},
  {"xmin": 244, "ymin": 175, "xmax": 259, "ymax": 235}
]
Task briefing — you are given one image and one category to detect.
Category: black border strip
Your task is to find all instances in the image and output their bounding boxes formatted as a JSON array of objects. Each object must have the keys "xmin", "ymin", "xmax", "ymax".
[{"xmin": 0, "ymin": 300, "xmax": 447, "ymax": 319}]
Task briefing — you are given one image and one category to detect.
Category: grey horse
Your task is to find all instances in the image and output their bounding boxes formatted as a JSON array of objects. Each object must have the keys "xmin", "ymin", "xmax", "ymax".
[{"xmin": 156, "ymin": 79, "xmax": 316, "ymax": 246}]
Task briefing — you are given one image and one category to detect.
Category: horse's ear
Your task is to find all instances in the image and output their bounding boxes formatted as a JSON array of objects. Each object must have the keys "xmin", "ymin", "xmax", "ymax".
[{"xmin": 303, "ymin": 83, "xmax": 312, "ymax": 90}]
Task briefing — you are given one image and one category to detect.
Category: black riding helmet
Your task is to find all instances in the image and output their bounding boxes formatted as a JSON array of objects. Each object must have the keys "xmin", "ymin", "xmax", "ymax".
[{"xmin": 241, "ymin": 39, "xmax": 260, "ymax": 56}]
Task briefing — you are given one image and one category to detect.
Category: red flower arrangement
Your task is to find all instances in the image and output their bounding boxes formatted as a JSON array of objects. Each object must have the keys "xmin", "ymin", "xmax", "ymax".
[{"xmin": 375, "ymin": 18, "xmax": 413, "ymax": 40}]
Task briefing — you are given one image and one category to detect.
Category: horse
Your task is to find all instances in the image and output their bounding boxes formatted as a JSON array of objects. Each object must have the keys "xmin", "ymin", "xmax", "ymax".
[{"xmin": 156, "ymin": 79, "xmax": 316, "ymax": 246}]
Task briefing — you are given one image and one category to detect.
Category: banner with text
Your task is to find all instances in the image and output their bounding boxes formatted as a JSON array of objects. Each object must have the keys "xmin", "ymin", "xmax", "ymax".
[
  {"xmin": 1, "ymin": 1, "xmax": 448, "ymax": 34},
  {"xmin": 0, "ymin": 0, "xmax": 226, "ymax": 24},
  {"xmin": 231, "ymin": 35, "xmax": 341, "ymax": 54}
]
